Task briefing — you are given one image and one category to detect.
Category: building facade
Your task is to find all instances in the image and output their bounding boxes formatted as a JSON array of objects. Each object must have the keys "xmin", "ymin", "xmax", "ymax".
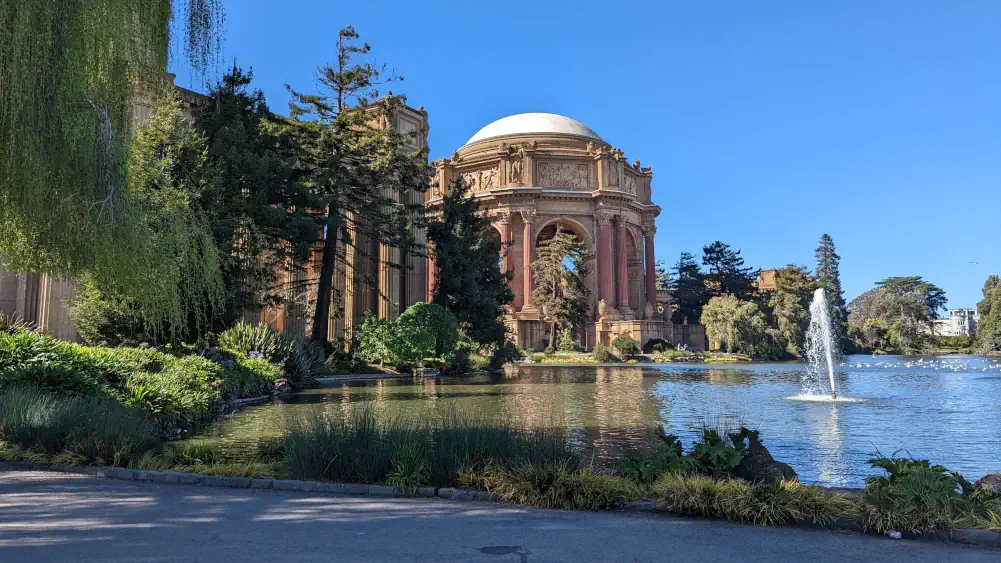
[
  {"xmin": 428, "ymin": 113, "xmax": 665, "ymax": 350},
  {"xmin": 925, "ymin": 308, "xmax": 979, "ymax": 337}
]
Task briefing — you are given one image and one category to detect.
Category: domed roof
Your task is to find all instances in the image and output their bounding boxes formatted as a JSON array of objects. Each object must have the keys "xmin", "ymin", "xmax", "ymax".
[{"xmin": 463, "ymin": 113, "xmax": 602, "ymax": 146}]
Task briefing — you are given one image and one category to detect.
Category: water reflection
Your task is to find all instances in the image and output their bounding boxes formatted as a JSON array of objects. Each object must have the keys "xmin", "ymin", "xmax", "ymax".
[{"xmin": 191, "ymin": 355, "xmax": 1001, "ymax": 487}]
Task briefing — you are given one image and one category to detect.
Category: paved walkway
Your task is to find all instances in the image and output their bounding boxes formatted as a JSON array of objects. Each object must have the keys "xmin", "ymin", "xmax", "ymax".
[{"xmin": 0, "ymin": 469, "xmax": 996, "ymax": 563}]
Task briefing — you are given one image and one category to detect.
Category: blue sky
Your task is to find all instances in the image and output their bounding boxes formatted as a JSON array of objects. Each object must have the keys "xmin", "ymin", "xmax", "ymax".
[{"xmin": 170, "ymin": 0, "xmax": 1000, "ymax": 308}]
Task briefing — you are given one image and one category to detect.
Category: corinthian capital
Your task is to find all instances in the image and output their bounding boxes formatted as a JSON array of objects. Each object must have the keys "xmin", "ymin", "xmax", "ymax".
[{"xmin": 492, "ymin": 211, "xmax": 513, "ymax": 225}]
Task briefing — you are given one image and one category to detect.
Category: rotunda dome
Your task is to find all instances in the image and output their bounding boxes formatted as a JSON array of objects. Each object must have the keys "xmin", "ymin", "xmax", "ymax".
[{"xmin": 462, "ymin": 113, "xmax": 602, "ymax": 146}]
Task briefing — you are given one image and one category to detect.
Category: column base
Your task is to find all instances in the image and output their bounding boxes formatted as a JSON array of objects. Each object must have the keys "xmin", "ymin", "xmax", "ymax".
[{"xmin": 518, "ymin": 306, "xmax": 541, "ymax": 321}]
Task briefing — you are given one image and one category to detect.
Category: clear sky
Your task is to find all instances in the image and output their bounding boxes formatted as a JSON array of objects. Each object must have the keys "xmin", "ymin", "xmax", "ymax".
[{"xmin": 170, "ymin": 0, "xmax": 1000, "ymax": 309}]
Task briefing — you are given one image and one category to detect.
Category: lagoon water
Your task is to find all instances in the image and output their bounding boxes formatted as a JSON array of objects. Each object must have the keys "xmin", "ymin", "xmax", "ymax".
[{"xmin": 193, "ymin": 354, "xmax": 1001, "ymax": 487}]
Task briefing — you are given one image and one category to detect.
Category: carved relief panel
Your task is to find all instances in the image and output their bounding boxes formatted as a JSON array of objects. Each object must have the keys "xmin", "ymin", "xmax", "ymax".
[
  {"xmin": 537, "ymin": 161, "xmax": 590, "ymax": 190},
  {"xmin": 458, "ymin": 167, "xmax": 499, "ymax": 193},
  {"xmin": 622, "ymin": 173, "xmax": 637, "ymax": 195}
]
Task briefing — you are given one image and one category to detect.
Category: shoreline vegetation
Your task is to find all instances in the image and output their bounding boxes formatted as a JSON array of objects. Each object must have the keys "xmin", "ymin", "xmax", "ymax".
[
  {"xmin": 1, "ymin": 393, "xmax": 998, "ymax": 538},
  {"xmin": 3, "ymin": 320, "xmax": 1000, "ymax": 541}
]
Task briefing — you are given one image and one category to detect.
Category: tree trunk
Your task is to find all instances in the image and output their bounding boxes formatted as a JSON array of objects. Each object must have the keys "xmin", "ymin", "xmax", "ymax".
[
  {"xmin": 549, "ymin": 321, "xmax": 557, "ymax": 349},
  {"xmin": 310, "ymin": 213, "xmax": 339, "ymax": 344}
]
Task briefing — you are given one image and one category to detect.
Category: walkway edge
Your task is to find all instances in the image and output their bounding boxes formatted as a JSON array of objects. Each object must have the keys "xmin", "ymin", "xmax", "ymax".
[{"xmin": 2, "ymin": 461, "xmax": 998, "ymax": 550}]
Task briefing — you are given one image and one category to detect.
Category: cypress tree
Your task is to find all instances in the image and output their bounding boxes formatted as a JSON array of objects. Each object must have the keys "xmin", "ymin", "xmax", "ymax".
[
  {"xmin": 814, "ymin": 234, "xmax": 848, "ymax": 340},
  {"xmin": 427, "ymin": 178, "xmax": 513, "ymax": 348}
]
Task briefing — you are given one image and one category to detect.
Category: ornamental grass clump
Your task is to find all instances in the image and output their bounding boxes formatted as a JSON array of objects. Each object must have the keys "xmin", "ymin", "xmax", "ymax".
[
  {"xmin": 0, "ymin": 386, "xmax": 160, "ymax": 466},
  {"xmin": 652, "ymin": 474, "xmax": 851, "ymax": 526},
  {"xmin": 462, "ymin": 459, "xmax": 641, "ymax": 511},
  {"xmin": 283, "ymin": 405, "xmax": 574, "ymax": 487}
]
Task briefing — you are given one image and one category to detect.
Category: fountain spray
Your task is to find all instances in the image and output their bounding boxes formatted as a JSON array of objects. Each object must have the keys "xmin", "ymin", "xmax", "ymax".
[{"xmin": 806, "ymin": 287, "xmax": 839, "ymax": 399}]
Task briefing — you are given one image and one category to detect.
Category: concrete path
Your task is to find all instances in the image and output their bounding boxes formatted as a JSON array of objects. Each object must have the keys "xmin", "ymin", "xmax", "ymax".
[{"xmin": 0, "ymin": 469, "xmax": 996, "ymax": 563}]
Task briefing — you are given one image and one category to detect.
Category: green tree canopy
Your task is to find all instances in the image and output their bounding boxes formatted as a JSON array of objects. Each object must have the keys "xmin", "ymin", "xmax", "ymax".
[
  {"xmin": 767, "ymin": 265, "xmax": 817, "ymax": 356},
  {"xmin": 702, "ymin": 241, "xmax": 757, "ymax": 301},
  {"xmin": 976, "ymin": 275, "xmax": 1001, "ymax": 354},
  {"xmin": 847, "ymin": 276, "xmax": 947, "ymax": 353},
  {"xmin": 428, "ymin": 178, "xmax": 513, "ymax": 348},
  {"xmin": 193, "ymin": 65, "xmax": 316, "ymax": 326},
  {"xmin": 1, "ymin": 1, "xmax": 223, "ymax": 335},
  {"xmin": 700, "ymin": 294, "xmax": 769, "ymax": 356},
  {"xmin": 668, "ymin": 251, "xmax": 707, "ymax": 325}
]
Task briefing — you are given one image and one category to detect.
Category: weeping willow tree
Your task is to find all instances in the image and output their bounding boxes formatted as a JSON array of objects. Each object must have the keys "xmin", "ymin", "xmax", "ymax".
[{"xmin": 0, "ymin": 0, "xmax": 224, "ymax": 336}]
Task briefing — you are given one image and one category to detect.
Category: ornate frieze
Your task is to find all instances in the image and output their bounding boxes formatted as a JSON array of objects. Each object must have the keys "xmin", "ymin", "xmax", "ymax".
[
  {"xmin": 622, "ymin": 174, "xmax": 637, "ymax": 195},
  {"xmin": 458, "ymin": 167, "xmax": 499, "ymax": 192},
  {"xmin": 537, "ymin": 161, "xmax": 590, "ymax": 190}
]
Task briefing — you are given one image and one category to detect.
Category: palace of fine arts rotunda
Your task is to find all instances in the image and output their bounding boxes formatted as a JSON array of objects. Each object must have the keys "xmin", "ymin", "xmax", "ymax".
[{"xmin": 428, "ymin": 113, "xmax": 669, "ymax": 351}]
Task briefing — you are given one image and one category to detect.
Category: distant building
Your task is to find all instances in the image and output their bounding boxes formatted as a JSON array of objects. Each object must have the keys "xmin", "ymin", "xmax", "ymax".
[
  {"xmin": 756, "ymin": 268, "xmax": 778, "ymax": 293},
  {"xmin": 948, "ymin": 308, "xmax": 978, "ymax": 337},
  {"xmin": 925, "ymin": 308, "xmax": 979, "ymax": 337}
]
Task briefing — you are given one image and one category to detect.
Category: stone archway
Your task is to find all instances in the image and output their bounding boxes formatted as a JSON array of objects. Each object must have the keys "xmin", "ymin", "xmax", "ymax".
[{"xmin": 533, "ymin": 218, "xmax": 597, "ymax": 349}]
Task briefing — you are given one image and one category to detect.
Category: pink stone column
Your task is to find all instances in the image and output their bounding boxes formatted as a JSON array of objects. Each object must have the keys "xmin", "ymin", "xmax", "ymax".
[
  {"xmin": 521, "ymin": 212, "xmax": 535, "ymax": 310},
  {"xmin": 616, "ymin": 219, "xmax": 629, "ymax": 310},
  {"xmin": 644, "ymin": 227, "xmax": 657, "ymax": 308},
  {"xmin": 498, "ymin": 220, "xmax": 511, "ymax": 279},
  {"xmin": 598, "ymin": 217, "xmax": 614, "ymax": 307},
  {"xmin": 426, "ymin": 254, "xmax": 437, "ymax": 302}
]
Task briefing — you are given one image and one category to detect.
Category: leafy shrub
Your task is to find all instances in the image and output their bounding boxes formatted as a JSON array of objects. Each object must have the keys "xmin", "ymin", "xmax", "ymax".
[
  {"xmin": 543, "ymin": 346, "xmax": 555, "ymax": 356},
  {"xmin": 691, "ymin": 428, "xmax": 747, "ymax": 478},
  {"xmin": 642, "ymin": 338, "xmax": 672, "ymax": 354},
  {"xmin": 217, "ymin": 321, "xmax": 325, "ymax": 383},
  {"xmin": 556, "ymin": 327, "xmax": 578, "ymax": 352},
  {"xmin": 618, "ymin": 430, "xmax": 694, "ymax": 484},
  {"xmin": 393, "ymin": 303, "xmax": 459, "ymax": 363},
  {"xmin": 0, "ymin": 331, "xmax": 129, "ymax": 395},
  {"xmin": 857, "ymin": 456, "xmax": 977, "ymax": 535},
  {"xmin": 65, "ymin": 279, "xmax": 147, "ymax": 346},
  {"xmin": 0, "ymin": 386, "xmax": 160, "ymax": 466},
  {"xmin": 356, "ymin": 312, "xmax": 397, "ymax": 366},
  {"xmin": 591, "ymin": 343, "xmax": 612, "ymax": 363},
  {"xmin": 440, "ymin": 348, "xmax": 469, "ymax": 376},
  {"xmin": 611, "ymin": 333, "xmax": 639, "ymax": 358}
]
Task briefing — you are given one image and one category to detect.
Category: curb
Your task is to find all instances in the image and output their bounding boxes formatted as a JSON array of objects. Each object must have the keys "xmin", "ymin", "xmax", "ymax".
[
  {"xmin": 0, "ymin": 460, "xmax": 483, "ymax": 503},
  {"xmin": 2, "ymin": 461, "xmax": 998, "ymax": 550}
]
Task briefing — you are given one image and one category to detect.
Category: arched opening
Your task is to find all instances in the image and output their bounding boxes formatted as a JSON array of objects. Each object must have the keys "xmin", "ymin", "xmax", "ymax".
[
  {"xmin": 485, "ymin": 225, "xmax": 503, "ymax": 271},
  {"xmin": 534, "ymin": 220, "xmax": 595, "ymax": 350}
]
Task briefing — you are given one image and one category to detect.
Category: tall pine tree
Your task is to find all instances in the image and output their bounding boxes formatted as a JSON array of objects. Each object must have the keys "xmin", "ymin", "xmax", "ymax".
[
  {"xmin": 702, "ymin": 241, "xmax": 757, "ymax": 301},
  {"xmin": 814, "ymin": 234, "xmax": 847, "ymax": 341},
  {"xmin": 668, "ymin": 251, "xmax": 707, "ymax": 324},
  {"xmin": 428, "ymin": 178, "xmax": 513, "ymax": 348},
  {"xmin": 284, "ymin": 27, "xmax": 430, "ymax": 344}
]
